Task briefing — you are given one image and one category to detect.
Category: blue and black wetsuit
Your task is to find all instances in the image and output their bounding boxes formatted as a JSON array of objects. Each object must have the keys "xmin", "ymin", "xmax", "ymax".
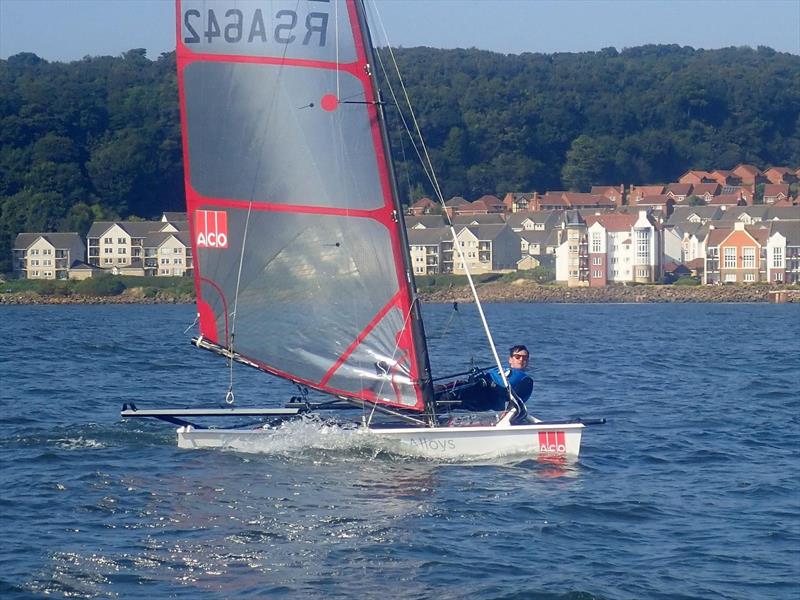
[{"xmin": 438, "ymin": 367, "xmax": 533, "ymax": 412}]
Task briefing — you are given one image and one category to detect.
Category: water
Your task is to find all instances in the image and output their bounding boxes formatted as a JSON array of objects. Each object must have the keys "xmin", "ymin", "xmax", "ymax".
[{"xmin": 1, "ymin": 303, "xmax": 798, "ymax": 599}]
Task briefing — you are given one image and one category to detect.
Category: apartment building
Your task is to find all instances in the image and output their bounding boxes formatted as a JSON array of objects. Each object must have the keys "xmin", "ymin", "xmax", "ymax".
[
  {"xmin": 704, "ymin": 222, "xmax": 770, "ymax": 284},
  {"xmin": 408, "ymin": 228, "xmax": 447, "ymax": 276},
  {"xmin": 144, "ymin": 231, "xmax": 193, "ymax": 277},
  {"xmin": 13, "ymin": 233, "xmax": 85, "ymax": 280},
  {"xmin": 557, "ymin": 210, "xmax": 661, "ymax": 286},
  {"xmin": 87, "ymin": 220, "xmax": 187, "ymax": 275},
  {"xmin": 764, "ymin": 221, "xmax": 800, "ymax": 284}
]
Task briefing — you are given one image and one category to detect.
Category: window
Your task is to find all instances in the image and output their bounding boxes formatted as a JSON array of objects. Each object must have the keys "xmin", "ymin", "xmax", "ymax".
[
  {"xmin": 161, "ymin": 258, "xmax": 169, "ymax": 264},
  {"xmin": 43, "ymin": 249, "xmax": 52, "ymax": 255},
  {"xmin": 591, "ymin": 233, "xmax": 602, "ymax": 253},
  {"xmin": 174, "ymin": 248, "xmax": 182, "ymax": 254},
  {"xmin": 117, "ymin": 258, "xmax": 125, "ymax": 264},
  {"xmin": 104, "ymin": 237, "xmax": 112, "ymax": 244},
  {"xmin": 43, "ymin": 260, "xmax": 51, "ymax": 266},
  {"xmin": 772, "ymin": 247, "xmax": 784, "ymax": 269},
  {"xmin": 723, "ymin": 247, "xmax": 736, "ymax": 268},
  {"xmin": 173, "ymin": 258, "xmax": 181, "ymax": 264},
  {"xmin": 117, "ymin": 237, "xmax": 126, "ymax": 244},
  {"xmin": 104, "ymin": 258, "xmax": 113, "ymax": 265},
  {"xmin": 636, "ymin": 230, "xmax": 649, "ymax": 262},
  {"xmin": 31, "ymin": 249, "xmax": 39, "ymax": 255},
  {"xmin": 742, "ymin": 247, "xmax": 755, "ymax": 268},
  {"xmin": 612, "ymin": 270, "xmax": 619, "ymax": 276},
  {"xmin": 774, "ymin": 273, "xmax": 784, "ymax": 283},
  {"xmin": 592, "ymin": 257, "xmax": 602, "ymax": 265},
  {"xmin": 593, "ymin": 270, "xmax": 602, "ymax": 278},
  {"xmin": 637, "ymin": 268, "xmax": 648, "ymax": 277},
  {"xmin": 708, "ymin": 247, "xmax": 719, "ymax": 258},
  {"xmin": 31, "ymin": 259, "xmax": 39, "ymax": 266},
  {"xmin": 744, "ymin": 273, "xmax": 755, "ymax": 282},
  {"xmin": 568, "ymin": 230, "xmax": 579, "ymax": 240},
  {"xmin": 725, "ymin": 273, "xmax": 737, "ymax": 282},
  {"xmin": 104, "ymin": 248, "xmax": 112, "ymax": 254},
  {"xmin": 117, "ymin": 247, "xmax": 126, "ymax": 254}
]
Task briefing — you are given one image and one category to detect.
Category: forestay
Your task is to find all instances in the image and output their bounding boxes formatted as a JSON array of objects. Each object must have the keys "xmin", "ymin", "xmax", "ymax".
[{"xmin": 177, "ymin": 0, "xmax": 433, "ymax": 411}]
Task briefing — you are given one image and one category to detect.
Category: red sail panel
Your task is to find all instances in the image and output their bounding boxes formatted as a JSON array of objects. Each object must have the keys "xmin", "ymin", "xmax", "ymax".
[{"xmin": 176, "ymin": 0, "xmax": 429, "ymax": 411}]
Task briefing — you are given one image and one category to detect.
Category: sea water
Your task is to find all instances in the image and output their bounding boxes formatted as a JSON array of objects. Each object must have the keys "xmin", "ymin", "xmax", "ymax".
[{"xmin": 0, "ymin": 303, "xmax": 798, "ymax": 599}]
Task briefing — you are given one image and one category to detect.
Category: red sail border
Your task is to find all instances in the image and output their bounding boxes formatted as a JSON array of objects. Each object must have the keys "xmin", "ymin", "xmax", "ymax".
[{"xmin": 175, "ymin": 0, "xmax": 425, "ymax": 411}]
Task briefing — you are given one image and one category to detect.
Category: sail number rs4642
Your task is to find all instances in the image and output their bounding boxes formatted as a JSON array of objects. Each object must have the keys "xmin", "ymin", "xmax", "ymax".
[{"xmin": 183, "ymin": 8, "xmax": 329, "ymax": 47}]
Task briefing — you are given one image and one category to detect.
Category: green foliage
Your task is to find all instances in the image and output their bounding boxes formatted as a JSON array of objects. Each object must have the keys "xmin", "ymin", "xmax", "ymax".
[
  {"xmin": 74, "ymin": 274, "xmax": 126, "ymax": 296},
  {"xmin": 2, "ymin": 45, "xmax": 799, "ymax": 274},
  {"xmin": 673, "ymin": 276, "xmax": 701, "ymax": 286}
]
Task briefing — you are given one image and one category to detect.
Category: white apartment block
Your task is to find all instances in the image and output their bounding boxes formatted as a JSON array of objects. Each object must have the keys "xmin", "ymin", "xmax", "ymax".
[
  {"xmin": 87, "ymin": 220, "xmax": 189, "ymax": 276},
  {"xmin": 556, "ymin": 210, "xmax": 661, "ymax": 286},
  {"xmin": 13, "ymin": 233, "xmax": 85, "ymax": 280}
]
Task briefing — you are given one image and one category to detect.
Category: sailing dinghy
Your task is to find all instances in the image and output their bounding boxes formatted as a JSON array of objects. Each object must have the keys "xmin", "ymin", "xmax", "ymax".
[{"xmin": 122, "ymin": 0, "xmax": 603, "ymax": 459}]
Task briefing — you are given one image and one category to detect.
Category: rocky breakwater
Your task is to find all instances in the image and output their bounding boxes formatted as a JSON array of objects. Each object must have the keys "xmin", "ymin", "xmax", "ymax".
[
  {"xmin": 421, "ymin": 280, "xmax": 790, "ymax": 304},
  {"xmin": 0, "ymin": 288, "xmax": 194, "ymax": 305}
]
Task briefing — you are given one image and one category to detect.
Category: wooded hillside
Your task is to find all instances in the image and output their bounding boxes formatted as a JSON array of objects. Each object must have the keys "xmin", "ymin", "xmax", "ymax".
[{"xmin": 1, "ymin": 45, "xmax": 798, "ymax": 272}]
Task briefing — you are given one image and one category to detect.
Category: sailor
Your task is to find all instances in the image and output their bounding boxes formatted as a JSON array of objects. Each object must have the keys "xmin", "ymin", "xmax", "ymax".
[
  {"xmin": 444, "ymin": 345, "xmax": 533, "ymax": 412},
  {"xmin": 487, "ymin": 345, "xmax": 533, "ymax": 405}
]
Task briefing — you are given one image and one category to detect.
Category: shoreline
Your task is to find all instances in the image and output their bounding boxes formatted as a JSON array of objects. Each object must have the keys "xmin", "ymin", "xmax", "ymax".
[{"xmin": 1, "ymin": 283, "xmax": 798, "ymax": 305}]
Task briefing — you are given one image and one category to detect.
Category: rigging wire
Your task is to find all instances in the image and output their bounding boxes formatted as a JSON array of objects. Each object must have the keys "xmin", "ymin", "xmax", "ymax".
[{"xmin": 369, "ymin": 1, "xmax": 513, "ymax": 396}]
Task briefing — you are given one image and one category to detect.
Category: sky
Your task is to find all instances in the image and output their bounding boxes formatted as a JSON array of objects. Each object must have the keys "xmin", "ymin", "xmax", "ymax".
[{"xmin": 0, "ymin": 0, "xmax": 799, "ymax": 62}]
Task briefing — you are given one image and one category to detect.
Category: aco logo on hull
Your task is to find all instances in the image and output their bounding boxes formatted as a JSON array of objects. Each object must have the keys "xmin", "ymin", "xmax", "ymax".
[
  {"xmin": 538, "ymin": 431, "xmax": 566, "ymax": 454},
  {"xmin": 196, "ymin": 210, "xmax": 228, "ymax": 249}
]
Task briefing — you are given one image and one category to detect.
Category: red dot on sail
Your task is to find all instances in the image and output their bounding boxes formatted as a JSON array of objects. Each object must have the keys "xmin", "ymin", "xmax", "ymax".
[{"xmin": 321, "ymin": 94, "xmax": 339, "ymax": 111}]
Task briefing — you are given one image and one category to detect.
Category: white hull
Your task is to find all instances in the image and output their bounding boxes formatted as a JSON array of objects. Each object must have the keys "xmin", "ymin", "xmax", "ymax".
[{"xmin": 176, "ymin": 421, "xmax": 584, "ymax": 460}]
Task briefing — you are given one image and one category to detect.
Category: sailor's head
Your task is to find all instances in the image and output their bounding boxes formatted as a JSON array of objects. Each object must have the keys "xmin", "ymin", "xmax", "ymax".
[{"xmin": 508, "ymin": 345, "xmax": 530, "ymax": 369}]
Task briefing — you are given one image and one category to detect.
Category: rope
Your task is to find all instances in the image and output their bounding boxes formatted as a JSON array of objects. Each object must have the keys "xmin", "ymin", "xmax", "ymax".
[{"xmin": 369, "ymin": 1, "xmax": 511, "ymax": 395}]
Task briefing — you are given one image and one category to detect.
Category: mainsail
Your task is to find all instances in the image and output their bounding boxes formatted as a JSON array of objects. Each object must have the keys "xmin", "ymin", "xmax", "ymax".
[{"xmin": 177, "ymin": 0, "xmax": 433, "ymax": 411}]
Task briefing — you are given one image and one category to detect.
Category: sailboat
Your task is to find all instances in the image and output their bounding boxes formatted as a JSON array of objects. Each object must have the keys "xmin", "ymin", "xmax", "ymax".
[{"xmin": 122, "ymin": 0, "xmax": 603, "ymax": 459}]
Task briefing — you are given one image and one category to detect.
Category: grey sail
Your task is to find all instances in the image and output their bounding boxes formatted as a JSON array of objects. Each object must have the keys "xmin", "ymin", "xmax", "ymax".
[{"xmin": 177, "ymin": 0, "xmax": 433, "ymax": 411}]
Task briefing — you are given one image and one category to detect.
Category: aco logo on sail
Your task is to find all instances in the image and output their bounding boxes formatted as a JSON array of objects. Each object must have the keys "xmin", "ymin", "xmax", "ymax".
[{"xmin": 195, "ymin": 210, "xmax": 228, "ymax": 249}]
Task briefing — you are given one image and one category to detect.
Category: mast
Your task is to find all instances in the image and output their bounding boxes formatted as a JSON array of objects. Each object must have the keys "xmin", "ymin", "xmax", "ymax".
[{"xmin": 353, "ymin": 0, "xmax": 436, "ymax": 413}]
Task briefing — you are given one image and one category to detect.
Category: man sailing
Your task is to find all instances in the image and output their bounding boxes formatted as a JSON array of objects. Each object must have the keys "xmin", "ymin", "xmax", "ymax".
[{"xmin": 437, "ymin": 345, "xmax": 534, "ymax": 414}]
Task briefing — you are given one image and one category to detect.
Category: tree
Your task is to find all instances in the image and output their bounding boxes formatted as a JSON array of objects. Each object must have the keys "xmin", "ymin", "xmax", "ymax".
[{"xmin": 562, "ymin": 135, "xmax": 613, "ymax": 191}]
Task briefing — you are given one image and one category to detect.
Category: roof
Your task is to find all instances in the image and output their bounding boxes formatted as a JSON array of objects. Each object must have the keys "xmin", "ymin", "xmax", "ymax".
[
  {"xmin": 768, "ymin": 220, "xmax": 800, "ymax": 244},
  {"xmin": 562, "ymin": 192, "xmax": 615, "ymax": 207},
  {"xmin": 707, "ymin": 224, "xmax": 770, "ymax": 247},
  {"xmin": 636, "ymin": 194, "xmax": 671, "ymax": 206},
  {"xmin": 763, "ymin": 184, "xmax": 789, "ymax": 197},
  {"xmin": 144, "ymin": 231, "xmax": 191, "ymax": 248},
  {"xmin": 14, "ymin": 232, "xmax": 83, "ymax": 249},
  {"xmin": 666, "ymin": 183, "xmax": 693, "ymax": 196},
  {"xmin": 457, "ymin": 223, "xmax": 511, "ymax": 241},
  {"xmin": 445, "ymin": 196, "xmax": 469, "ymax": 206},
  {"xmin": 518, "ymin": 230, "xmax": 551, "ymax": 244},
  {"xmin": 162, "ymin": 211, "xmax": 187, "ymax": 221},
  {"xmin": 452, "ymin": 213, "xmax": 506, "ymax": 225},
  {"xmin": 410, "ymin": 197, "xmax": 437, "ymax": 209},
  {"xmin": 408, "ymin": 228, "xmax": 448, "ymax": 245},
  {"xmin": 733, "ymin": 164, "xmax": 762, "ymax": 178},
  {"xmin": 405, "ymin": 215, "xmax": 445, "ymax": 229},
  {"xmin": 474, "ymin": 194, "xmax": 502, "ymax": 206},
  {"xmin": 708, "ymin": 194, "xmax": 744, "ymax": 206},
  {"xmin": 584, "ymin": 213, "xmax": 637, "ymax": 232},
  {"xmin": 87, "ymin": 220, "xmax": 166, "ymax": 238},
  {"xmin": 690, "ymin": 183, "xmax": 721, "ymax": 196}
]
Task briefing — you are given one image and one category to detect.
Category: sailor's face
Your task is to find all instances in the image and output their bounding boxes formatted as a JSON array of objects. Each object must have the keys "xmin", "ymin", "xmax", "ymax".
[{"xmin": 509, "ymin": 352, "xmax": 529, "ymax": 370}]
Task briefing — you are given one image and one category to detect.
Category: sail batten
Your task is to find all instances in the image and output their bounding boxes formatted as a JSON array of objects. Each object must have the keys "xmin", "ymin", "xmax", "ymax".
[{"xmin": 178, "ymin": 0, "xmax": 433, "ymax": 412}]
